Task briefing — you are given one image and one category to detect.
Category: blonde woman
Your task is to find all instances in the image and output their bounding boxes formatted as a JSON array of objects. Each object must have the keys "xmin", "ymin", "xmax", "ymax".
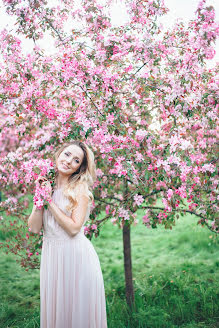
[{"xmin": 28, "ymin": 141, "xmax": 107, "ymax": 328}]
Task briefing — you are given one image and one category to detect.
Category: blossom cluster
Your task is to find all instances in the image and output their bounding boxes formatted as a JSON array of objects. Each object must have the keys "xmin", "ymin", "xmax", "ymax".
[{"xmin": 0, "ymin": 0, "xmax": 218, "ymax": 270}]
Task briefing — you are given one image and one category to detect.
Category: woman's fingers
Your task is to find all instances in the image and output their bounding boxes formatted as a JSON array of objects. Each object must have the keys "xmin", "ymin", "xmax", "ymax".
[
  {"xmin": 35, "ymin": 176, "xmax": 48, "ymax": 185},
  {"xmin": 41, "ymin": 181, "xmax": 48, "ymax": 186},
  {"xmin": 41, "ymin": 181, "xmax": 51, "ymax": 187}
]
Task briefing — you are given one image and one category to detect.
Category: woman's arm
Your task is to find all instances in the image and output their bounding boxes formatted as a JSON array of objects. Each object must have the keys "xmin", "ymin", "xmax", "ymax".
[
  {"xmin": 27, "ymin": 204, "xmax": 44, "ymax": 234},
  {"xmin": 48, "ymin": 194, "xmax": 89, "ymax": 237},
  {"xmin": 28, "ymin": 175, "xmax": 48, "ymax": 234}
]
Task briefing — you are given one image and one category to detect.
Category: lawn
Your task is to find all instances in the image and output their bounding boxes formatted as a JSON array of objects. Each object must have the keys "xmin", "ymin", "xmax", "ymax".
[{"xmin": 0, "ymin": 209, "xmax": 219, "ymax": 328}]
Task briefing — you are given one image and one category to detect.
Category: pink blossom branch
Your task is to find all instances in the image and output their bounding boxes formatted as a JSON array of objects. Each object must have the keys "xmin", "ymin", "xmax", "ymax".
[{"xmin": 141, "ymin": 206, "xmax": 217, "ymax": 233}]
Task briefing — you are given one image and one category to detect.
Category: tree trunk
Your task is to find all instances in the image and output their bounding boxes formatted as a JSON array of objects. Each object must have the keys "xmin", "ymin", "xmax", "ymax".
[{"xmin": 123, "ymin": 223, "xmax": 135, "ymax": 308}]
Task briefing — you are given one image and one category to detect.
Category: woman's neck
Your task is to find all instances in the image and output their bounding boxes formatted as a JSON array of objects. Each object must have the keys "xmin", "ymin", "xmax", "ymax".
[{"xmin": 55, "ymin": 174, "xmax": 69, "ymax": 189}]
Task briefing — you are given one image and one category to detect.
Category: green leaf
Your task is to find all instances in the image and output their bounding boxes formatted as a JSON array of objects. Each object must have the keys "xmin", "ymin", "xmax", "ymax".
[
  {"xmin": 38, "ymin": 144, "xmax": 46, "ymax": 151},
  {"xmin": 85, "ymin": 127, "xmax": 92, "ymax": 138},
  {"xmin": 33, "ymin": 166, "xmax": 41, "ymax": 174}
]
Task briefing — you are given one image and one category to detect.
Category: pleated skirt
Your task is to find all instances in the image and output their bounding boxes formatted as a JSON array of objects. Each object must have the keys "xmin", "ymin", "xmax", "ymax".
[{"xmin": 40, "ymin": 232, "xmax": 108, "ymax": 328}]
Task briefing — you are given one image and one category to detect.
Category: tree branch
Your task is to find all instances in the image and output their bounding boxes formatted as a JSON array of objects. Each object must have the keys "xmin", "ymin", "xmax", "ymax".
[{"xmin": 141, "ymin": 206, "xmax": 217, "ymax": 233}]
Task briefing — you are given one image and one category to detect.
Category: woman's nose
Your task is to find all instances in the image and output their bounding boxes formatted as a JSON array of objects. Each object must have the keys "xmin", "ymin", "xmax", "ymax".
[{"xmin": 66, "ymin": 157, "xmax": 72, "ymax": 164}]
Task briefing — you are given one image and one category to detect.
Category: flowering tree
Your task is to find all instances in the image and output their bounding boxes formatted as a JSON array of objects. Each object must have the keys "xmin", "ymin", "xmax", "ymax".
[{"xmin": 0, "ymin": 0, "xmax": 218, "ymax": 307}]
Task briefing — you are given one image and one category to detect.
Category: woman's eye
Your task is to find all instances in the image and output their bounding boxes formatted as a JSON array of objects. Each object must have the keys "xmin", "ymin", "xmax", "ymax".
[
  {"xmin": 76, "ymin": 159, "xmax": 79, "ymax": 163},
  {"xmin": 65, "ymin": 153, "xmax": 69, "ymax": 156}
]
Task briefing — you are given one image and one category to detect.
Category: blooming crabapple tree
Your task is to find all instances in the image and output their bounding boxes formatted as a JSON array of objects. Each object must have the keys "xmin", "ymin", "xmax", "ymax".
[{"xmin": 0, "ymin": 0, "xmax": 218, "ymax": 306}]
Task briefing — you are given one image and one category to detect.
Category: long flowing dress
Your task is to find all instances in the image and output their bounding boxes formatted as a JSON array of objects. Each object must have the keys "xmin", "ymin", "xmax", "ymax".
[{"xmin": 40, "ymin": 188, "xmax": 108, "ymax": 328}]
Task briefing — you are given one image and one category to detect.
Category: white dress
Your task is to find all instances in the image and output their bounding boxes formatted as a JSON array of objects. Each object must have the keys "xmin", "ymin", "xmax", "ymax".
[{"xmin": 40, "ymin": 188, "xmax": 108, "ymax": 328}]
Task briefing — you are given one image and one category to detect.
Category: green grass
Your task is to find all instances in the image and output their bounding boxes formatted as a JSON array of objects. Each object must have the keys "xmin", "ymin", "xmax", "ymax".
[{"xmin": 1, "ymin": 211, "xmax": 219, "ymax": 328}]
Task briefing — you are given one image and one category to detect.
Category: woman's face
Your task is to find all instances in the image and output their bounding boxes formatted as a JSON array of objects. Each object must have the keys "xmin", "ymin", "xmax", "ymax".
[{"xmin": 56, "ymin": 144, "xmax": 84, "ymax": 176}]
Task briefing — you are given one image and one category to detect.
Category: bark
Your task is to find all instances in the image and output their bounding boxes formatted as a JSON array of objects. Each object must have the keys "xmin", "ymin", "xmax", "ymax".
[{"xmin": 123, "ymin": 223, "xmax": 135, "ymax": 308}]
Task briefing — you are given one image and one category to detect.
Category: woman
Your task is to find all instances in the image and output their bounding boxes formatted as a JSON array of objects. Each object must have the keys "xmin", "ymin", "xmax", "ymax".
[{"xmin": 28, "ymin": 140, "xmax": 108, "ymax": 328}]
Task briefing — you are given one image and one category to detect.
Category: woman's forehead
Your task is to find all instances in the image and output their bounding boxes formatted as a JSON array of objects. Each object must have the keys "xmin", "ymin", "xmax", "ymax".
[{"xmin": 63, "ymin": 145, "xmax": 84, "ymax": 158}]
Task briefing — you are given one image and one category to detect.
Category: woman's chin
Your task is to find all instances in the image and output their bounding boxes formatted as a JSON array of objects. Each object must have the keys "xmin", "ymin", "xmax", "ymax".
[
  {"xmin": 58, "ymin": 168, "xmax": 71, "ymax": 175},
  {"xmin": 57, "ymin": 166, "xmax": 76, "ymax": 175}
]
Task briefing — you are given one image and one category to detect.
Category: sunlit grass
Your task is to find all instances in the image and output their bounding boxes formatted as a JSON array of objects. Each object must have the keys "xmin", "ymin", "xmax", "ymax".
[{"xmin": 92, "ymin": 211, "xmax": 219, "ymax": 328}]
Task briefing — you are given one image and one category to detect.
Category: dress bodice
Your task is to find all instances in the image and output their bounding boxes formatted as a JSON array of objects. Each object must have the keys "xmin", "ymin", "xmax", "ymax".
[{"xmin": 42, "ymin": 188, "xmax": 91, "ymax": 241}]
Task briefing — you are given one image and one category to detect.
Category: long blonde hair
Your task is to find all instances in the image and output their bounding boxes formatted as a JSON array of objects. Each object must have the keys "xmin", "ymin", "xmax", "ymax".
[{"xmin": 53, "ymin": 140, "xmax": 97, "ymax": 212}]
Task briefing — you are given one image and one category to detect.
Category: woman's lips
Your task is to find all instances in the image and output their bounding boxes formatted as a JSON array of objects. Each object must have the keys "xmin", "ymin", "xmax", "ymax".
[{"xmin": 62, "ymin": 163, "xmax": 69, "ymax": 169}]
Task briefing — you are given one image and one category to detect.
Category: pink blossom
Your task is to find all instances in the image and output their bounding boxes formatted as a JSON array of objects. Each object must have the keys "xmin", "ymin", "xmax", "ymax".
[
  {"xmin": 118, "ymin": 207, "xmax": 130, "ymax": 220},
  {"xmin": 105, "ymin": 205, "xmax": 110, "ymax": 215},
  {"xmin": 142, "ymin": 215, "xmax": 150, "ymax": 223},
  {"xmin": 167, "ymin": 189, "xmax": 174, "ymax": 200},
  {"xmin": 133, "ymin": 219, "xmax": 138, "ymax": 226},
  {"xmin": 111, "ymin": 218, "xmax": 117, "ymax": 225},
  {"xmin": 162, "ymin": 198, "xmax": 172, "ymax": 212},
  {"xmin": 136, "ymin": 129, "xmax": 148, "ymax": 141},
  {"xmin": 201, "ymin": 164, "xmax": 215, "ymax": 173},
  {"xmin": 193, "ymin": 176, "xmax": 201, "ymax": 184},
  {"xmin": 84, "ymin": 227, "xmax": 91, "ymax": 236},
  {"xmin": 133, "ymin": 194, "xmax": 144, "ymax": 206}
]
